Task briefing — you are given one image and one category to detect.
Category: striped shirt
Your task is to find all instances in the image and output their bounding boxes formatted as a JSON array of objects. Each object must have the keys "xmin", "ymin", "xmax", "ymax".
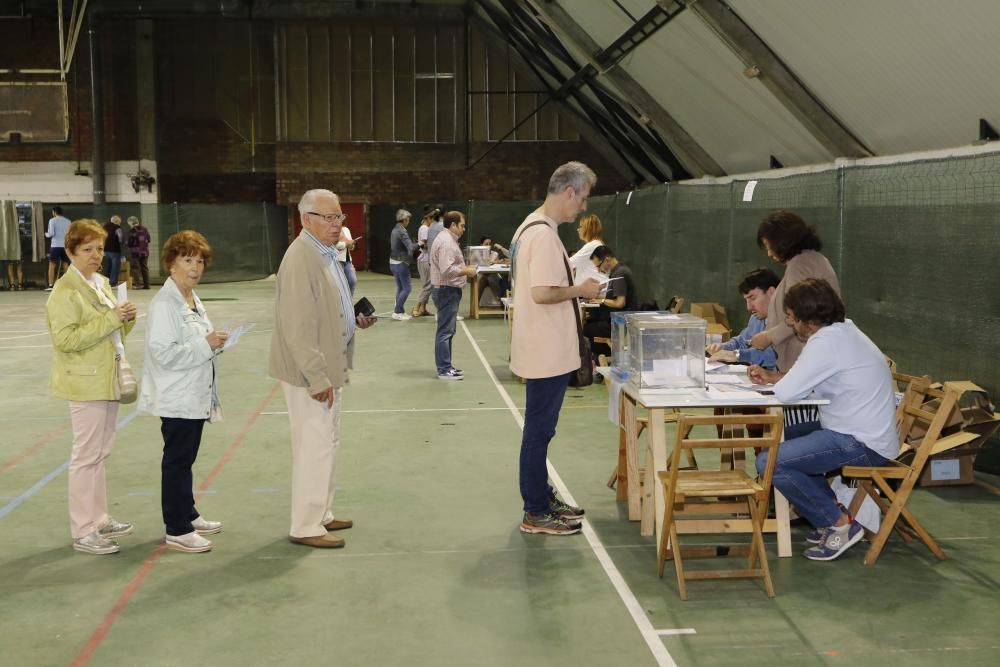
[{"xmin": 302, "ymin": 230, "xmax": 356, "ymax": 341}]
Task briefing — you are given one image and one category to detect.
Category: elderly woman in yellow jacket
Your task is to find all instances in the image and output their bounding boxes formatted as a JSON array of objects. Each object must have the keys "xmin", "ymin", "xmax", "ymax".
[{"xmin": 46, "ymin": 219, "xmax": 138, "ymax": 555}]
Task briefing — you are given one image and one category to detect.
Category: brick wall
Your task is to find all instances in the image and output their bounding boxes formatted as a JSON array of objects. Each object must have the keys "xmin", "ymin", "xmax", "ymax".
[{"xmin": 274, "ymin": 141, "xmax": 631, "ymax": 206}]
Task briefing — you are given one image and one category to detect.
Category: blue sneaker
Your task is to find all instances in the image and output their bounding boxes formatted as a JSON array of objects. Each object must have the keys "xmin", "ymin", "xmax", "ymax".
[
  {"xmin": 804, "ymin": 521, "xmax": 864, "ymax": 561},
  {"xmin": 805, "ymin": 527, "xmax": 828, "ymax": 544}
]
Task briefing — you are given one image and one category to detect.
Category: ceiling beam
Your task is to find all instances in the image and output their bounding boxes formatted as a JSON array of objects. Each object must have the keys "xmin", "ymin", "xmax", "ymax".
[
  {"xmin": 469, "ymin": 11, "xmax": 645, "ymax": 186},
  {"xmin": 688, "ymin": 0, "xmax": 872, "ymax": 158},
  {"xmin": 526, "ymin": 0, "xmax": 724, "ymax": 177}
]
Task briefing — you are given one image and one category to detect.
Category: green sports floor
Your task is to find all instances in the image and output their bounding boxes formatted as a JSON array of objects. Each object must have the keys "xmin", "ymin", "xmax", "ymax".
[{"xmin": 1, "ymin": 272, "xmax": 998, "ymax": 667}]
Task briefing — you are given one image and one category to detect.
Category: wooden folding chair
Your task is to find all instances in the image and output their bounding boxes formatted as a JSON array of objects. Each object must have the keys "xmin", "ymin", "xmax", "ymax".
[
  {"xmin": 656, "ymin": 412, "xmax": 783, "ymax": 600},
  {"xmin": 842, "ymin": 378, "xmax": 973, "ymax": 565}
]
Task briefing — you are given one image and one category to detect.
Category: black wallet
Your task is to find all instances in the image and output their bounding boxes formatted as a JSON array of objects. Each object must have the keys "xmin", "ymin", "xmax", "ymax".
[{"xmin": 354, "ymin": 297, "xmax": 375, "ymax": 317}]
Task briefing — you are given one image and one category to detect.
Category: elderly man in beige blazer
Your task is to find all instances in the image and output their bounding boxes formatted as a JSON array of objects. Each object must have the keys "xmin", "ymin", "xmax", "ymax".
[{"xmin": 270, "ymin": 189, "xmax": 376, "ymax": 548}]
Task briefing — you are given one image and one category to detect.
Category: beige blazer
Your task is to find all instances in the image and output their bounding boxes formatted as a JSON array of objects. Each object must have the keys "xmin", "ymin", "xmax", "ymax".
[
  {"xmin": 765, "ymin": 249, "xmax": 840, "ymax": 371},
  {"xmin": 269, "ymin": 235, "xmax": 355, "ymax": 394}
]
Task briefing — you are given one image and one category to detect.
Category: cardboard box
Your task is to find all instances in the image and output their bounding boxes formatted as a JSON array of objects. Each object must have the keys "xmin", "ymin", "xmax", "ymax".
[
  {"xmin": 689, "ymin": 302, "xmax": 731, "ymax": 342},
  {"xmin": 913, "ymin": 380, "xmax": 1000, "ymax": 487}
]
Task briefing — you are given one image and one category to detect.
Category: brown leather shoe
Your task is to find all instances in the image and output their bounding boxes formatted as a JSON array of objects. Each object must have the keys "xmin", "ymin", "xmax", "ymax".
[
  {"xmin": 289, "ymin": 533, "xmax": 345, "ymax": 548},
  {"xmin": 323, "ymin": 518, "xmax": 353, "ymax": 531}
]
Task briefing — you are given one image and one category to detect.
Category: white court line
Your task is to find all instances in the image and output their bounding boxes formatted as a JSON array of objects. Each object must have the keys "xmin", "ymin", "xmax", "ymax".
[
  {"xmin": 260, "ymin": 404, "xmax": 606, "ymax": 416},
  {"xmin": 0, "ymin": 332, "xmax": 49, "ymax": 340},
  {"xmin": 656, "ymin": 629, "xmax": 697, "ymax": 636},
  {"xmin": 459, "ymin": 320, "xmax": 677, "ymax": 667}
]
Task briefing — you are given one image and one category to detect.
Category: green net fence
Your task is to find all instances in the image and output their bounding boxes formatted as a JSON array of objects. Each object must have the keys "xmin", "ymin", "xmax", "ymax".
[{"xmin": 40, "ymin": 202, "xmax": 287, "ymax": 284}]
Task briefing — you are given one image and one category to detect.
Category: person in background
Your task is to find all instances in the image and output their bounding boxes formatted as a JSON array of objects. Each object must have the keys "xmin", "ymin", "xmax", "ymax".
[
  {"xmin": 45, "ymin": 219, "xmax": 138, "ymax": 555},
  {"xmin": 141, "ymin": 231, "xmax": 227, "ymax": 554},
  {"xmin": 126, "ymin": 216, "xmax": 151, "ymax": 289},
  {"xmin": 429, "ymin": 211, "xmax": 477, "ymax": 380},
  {"xmin": 336, "ymin": 221, "xmax": 358, "ymax": 294},
  {"xmin": 510, "ymin": 162, "xmax": 601, "ymax": 535},
  {"xmin": 706, "ymin": 268, "xmax": 779, "ymax": 369},
  {"xmin": 750, "ymin": 279, "xmax": 898, "ymax": 561},
  {"xmin": 270, "ymin": 189, "xmax": 377, "ymax": 549},
  {"xmin": 389, "ymin": 209, "xmax": 416, "ymax": 320},
  {"xmin": 567, "ymin": 213, "xmax": 603, "ymax": 283},
  {"xmin": 102, "ymin": 215, "xmax": 124, "ymax": 285},
  {"xmin": 45, "ymin": 205, "xmax": 72, "ymax": 290},
  {"xmin": 411, "ymin": 211, "xmax": 435, "ymax": 318},
  {"xmin": 478, "ymin": 235, "xmax": 511, "ymax": 302},
  {"xmin": 582, "ymin": 245, "xmax": 636, "ymax": 359}
]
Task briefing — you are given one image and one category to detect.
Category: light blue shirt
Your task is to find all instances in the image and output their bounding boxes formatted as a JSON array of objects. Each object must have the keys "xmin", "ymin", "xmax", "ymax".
[
  {"xmin": 722, "ymin": 314, "xmax": 777, "ymax": 368},
  {"xmin": 47, "ymin": 215, "xmax": 71, "ymax": 247},
  {"xmin": 302, "ymin": 230, "xmax": 356, "ymax": 341}
]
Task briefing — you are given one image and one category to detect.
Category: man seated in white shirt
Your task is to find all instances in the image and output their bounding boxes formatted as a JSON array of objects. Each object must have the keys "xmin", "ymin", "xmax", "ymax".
[{"xmin": 748, "ymin": 278, "xmax": 899, "ymax": 561}]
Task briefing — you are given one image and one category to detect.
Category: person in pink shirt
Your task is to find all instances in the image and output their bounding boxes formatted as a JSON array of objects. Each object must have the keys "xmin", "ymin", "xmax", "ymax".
[
  {"xmin": 429, "ymin": 211, "xmax": 476, "ymax": 380},
  {"xmin": 509, "ymin": 162, "xmax": 601, "ymax": 535}
]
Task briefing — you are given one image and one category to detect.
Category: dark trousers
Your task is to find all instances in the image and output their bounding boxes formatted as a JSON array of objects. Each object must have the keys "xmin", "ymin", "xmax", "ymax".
[
  {"xmin": 390, "ymin": 262, "xmax": 412, "ymax": 313},
  {"xmin": 519, "ymin": 372, "xmax": 571, "ymax": 514},
  {"xmin": 160, "ymin": 417, "xmax": 205, "ymax": 536},
  {"xmin": 583, "ymin": 319, "xmax": 612, "ymax": 357},
  {"xmin": 130, "ymin": 255, "xmax": 150, "ymax": 288}
]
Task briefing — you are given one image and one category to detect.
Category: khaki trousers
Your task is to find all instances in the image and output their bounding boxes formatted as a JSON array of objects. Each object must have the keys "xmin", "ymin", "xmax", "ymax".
[
  {"xmin": 68, "ymin": 400, "xmax": 119, "ymax": 538},
  {"xmin": 282, "ymin": 382, "xmax": 343, "ymax": 538}
]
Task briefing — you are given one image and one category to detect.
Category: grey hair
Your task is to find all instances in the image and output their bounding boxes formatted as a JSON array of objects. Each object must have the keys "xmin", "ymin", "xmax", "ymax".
[
  {"xmin": 126, "ymin": 216, "xmax": 140, "ymax": 226},
  {"xmin": 298, "ymin": 189, "xmax": 340, "ymax": 217},
  {"xmin": 547, "ymin": 161, "xmax": 597, "ymax": 196},
  {"xmin": 110, "ymin": 215, "xmax": 122, "ymax": 224},
  {"xmin": 396, "ymin": 209, "xmax": 412, "ymax": 222}
]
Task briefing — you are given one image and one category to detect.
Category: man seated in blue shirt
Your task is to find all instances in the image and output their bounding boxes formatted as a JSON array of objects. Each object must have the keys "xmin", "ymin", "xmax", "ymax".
[{"xmin": 706, "ymin": 268, "xmax": 779, "ymax": 369}]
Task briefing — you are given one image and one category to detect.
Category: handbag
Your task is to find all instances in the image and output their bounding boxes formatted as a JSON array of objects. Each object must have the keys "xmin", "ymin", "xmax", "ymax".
[
  {"xmin": 115, "ymin": 354, "xmax": 139, "ymax": 404},
  {"xmin": 512, "ymin": 220, "xmax": 593, "ymax": 388}
]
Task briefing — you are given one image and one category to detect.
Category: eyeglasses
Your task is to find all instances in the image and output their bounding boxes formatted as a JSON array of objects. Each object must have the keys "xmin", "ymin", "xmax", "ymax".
[{"xmin": 306, "ymin": 211, "xmax": 347, "ymax": 223}]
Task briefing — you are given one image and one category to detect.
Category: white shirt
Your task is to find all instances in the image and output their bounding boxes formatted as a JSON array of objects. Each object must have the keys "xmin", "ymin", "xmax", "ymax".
[
  {"xmin": 335, "ymin": 227, "xmax": 353, "ymax": 263},
  {"xmin": 568, "ymin": 239, "xmax": 603, "ymax": 285},
  {"xmin": 774, "ymin": 320, "xmax": 899, "ymax": 459}
]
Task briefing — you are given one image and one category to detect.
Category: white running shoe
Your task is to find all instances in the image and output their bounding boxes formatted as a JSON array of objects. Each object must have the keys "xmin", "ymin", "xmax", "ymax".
[
  {"xmin": 73, "ymin": 531, "xmax": 120, "ymax": 555},
  {"xmin": 391, "ymin": 312, "xmax": 412, "ymax": 321}
]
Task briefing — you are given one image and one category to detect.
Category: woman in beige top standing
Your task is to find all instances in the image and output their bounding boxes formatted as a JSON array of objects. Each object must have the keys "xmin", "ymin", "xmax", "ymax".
[{"xmin": 749, "ymin": 210, "xmax": 840, "ymax": 372}]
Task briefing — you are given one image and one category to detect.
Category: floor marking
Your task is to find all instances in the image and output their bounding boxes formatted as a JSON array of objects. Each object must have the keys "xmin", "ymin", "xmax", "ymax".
[
  {"xmin": 0, "ymin": 423, "xmax": 70, "ymax": 473},
  {"xmin": 0, "ymin": 459, "xmax": 70, "ymax": 520},
  {"xmin": 459, "ymin": 320, "xmax": 677, "ymax": 667},
  {"xmin": 656, "ymin": 629, "xmax": 697, "ymax": 636},
  {"xmin": 0, "ymin": 331, "xmax": 49, "ymax": 340},
  {"xmin": 69, "ymin": 381, "xmax": 280, "ymax": 667}
]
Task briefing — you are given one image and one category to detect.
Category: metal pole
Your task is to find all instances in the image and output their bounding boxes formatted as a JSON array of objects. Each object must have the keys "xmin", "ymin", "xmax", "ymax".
[{"xmin": 87, "ymin": 9, "xmax": 105, "ymax": 205}]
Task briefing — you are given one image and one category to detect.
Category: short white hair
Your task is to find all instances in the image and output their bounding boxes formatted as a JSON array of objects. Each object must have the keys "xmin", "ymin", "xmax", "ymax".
[
  {"xmin": 298, "ymin": 189, "xmax": 340, "ymax": 217},
  {"xmin": 396, "ymin": 209, "xmax": 412, "ymax": 222}
]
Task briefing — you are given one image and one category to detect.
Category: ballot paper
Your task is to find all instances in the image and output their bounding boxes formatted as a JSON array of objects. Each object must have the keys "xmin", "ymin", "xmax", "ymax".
[
  {"xmin": 221, "ymin": 322, "xmax": 256, "ymax": 352},
  {"xmin": 705, "ymin": 374, "xmax": 744, "ymax": 384},
  {"xmin": 706, "ymin": 387, "xmax": 766, "ymax": 401},
  {"xmin": 705, "ymin": 360, "xmax": 728, "ymax": 372},
  {"xmin": 117, "ymin": 282, "xmax": 127, "ymax": 304}
]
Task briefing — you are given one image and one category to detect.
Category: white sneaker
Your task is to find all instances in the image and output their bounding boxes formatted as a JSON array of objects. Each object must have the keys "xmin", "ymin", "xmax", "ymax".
[
  {"xmin": 191, "ymin": 515, "xmax": 223, "ymax": 535},
  {"xmin": 73, "ymin": 531, "xmax": 120, "ymax": 555},
  {"xmin": 165, "ymin": 531, "xmax": 212, "ymax": 553},
  {"xmin": 456, "ymin": 315, "xmax": 464, "ymax": 321},
  {"xmin": 391, "ymin": 312, "xmax": 412, "ymax": 321}
]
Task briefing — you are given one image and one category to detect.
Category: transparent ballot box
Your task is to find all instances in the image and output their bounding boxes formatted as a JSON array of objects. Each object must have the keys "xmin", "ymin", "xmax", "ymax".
[
  {"xmin": 465, "ymin": 245, "xmax": 492, "ymax": 267},
  {"xmin": 624, "ymin": 313, "xmax": 706, "ymax": 391},
  {"xmin": 610, "ymin": 312, "xmax": 630, "ymax": 381}
]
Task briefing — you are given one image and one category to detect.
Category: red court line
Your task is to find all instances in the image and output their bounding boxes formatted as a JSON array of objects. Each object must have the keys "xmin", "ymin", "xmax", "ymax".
[
  {"xmin": 70, "ymin": 381, "xmax": 281, "ymax": 667},
  {"xmin": 0, "ymin": 424, "xmax": 71, "ymax": 473}
]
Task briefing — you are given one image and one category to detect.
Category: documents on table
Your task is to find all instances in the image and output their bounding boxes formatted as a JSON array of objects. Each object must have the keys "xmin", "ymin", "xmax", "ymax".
[
  {"xmin": 705, "ymin": 386, "xmax": 767, "ymax": 400},
  {"xmin": 705, "ymin": 374, "xmax": 744, "ymax": 384}
]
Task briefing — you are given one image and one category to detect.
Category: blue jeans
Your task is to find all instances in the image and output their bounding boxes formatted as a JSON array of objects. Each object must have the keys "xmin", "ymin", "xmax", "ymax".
[
  {"xmin": 520, "ymin": 372, "xmax": 572, "ymax": 514},
  {"xmin": 756, "ymin": 421, "xmax": 889, "ymax": 528},
  {"xmin": 341, "ymin": 261, "xmax": 357, "ymax": 295},
  {"xmin": 390, "ymin": 262, "xmax": 411, "ymax": 313},
  {"xmin": 103, "ymin": 252, "xmax": 121, "ymax": 285},
  {"xmin": 431, "ymin": 286, "xmax": 462, "ymax": 373}
]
